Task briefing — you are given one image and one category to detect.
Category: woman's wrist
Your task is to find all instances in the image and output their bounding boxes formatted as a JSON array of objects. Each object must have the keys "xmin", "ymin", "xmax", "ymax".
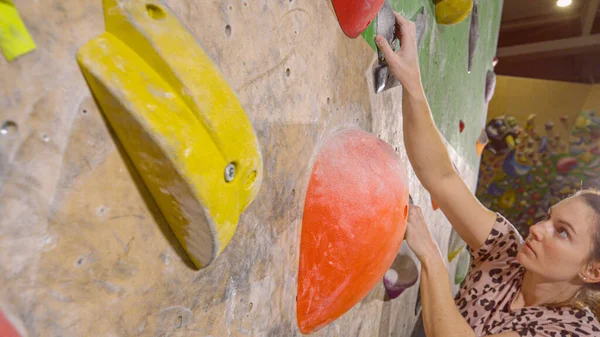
[
  {"xmin": 417, "ymin": 243, "xmax": 443, "ymax": 267},
  {"xmin": 402, "ymin": 79, "xmax": 425, "ymax": 101}
]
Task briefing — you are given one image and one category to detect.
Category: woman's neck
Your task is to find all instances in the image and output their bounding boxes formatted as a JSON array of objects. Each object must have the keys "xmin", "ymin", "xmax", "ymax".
[{"xmin": 516, "ymin": 270, "xmax": 581, "ymax": 308}]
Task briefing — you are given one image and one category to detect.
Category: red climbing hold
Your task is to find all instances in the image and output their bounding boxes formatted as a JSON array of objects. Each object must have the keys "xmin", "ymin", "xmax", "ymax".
[
  {"xmin": 0, "ymin": 311, "xmax": 21, "ymax": 337},
  {"xmin": 331, "ymin": 0, "xmax": 385, "ymax": 38},
  {"xmin": 557, "ymin": 157, "xmax": 578, "ymax": 174},
  {"xmin": 297, "ymin": 128, "xmax": 409, "ymax": 334},
  {"xmin": 459, "ymin": 120, "xmax": 465, "ymax": 133}
]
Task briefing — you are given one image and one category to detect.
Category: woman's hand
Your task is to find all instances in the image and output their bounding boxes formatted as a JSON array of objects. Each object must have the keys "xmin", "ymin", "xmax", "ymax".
[
  {"xmin": 375, "ymin": 12, "xmax": 423, "ymax": 95},
  {"xmin": 405, "ymin": 205, "xmax": 441, "ymax": 262}
]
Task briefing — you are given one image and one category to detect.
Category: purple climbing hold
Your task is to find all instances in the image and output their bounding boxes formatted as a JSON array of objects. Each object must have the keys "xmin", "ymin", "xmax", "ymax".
[{"xmin": 383, "ymin": 246, "xmax": 419, "ymax": 300}]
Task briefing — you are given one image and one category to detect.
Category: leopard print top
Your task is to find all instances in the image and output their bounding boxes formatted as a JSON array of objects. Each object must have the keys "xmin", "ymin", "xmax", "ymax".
[{"xmin": 454, "ymin": 213, "xmax": 600, "ymax": 337}]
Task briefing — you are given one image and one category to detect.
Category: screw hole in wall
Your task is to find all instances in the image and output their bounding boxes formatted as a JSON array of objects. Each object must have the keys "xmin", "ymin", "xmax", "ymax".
[
  {"xmin": 82, "ymin": 109, "xmax": 87, "ymax": 114},
  {"xmin": 285, "ymin": 68, "xmax": 291, "ymax": 77},
  {"xmin": 0, "ymin": 120, "xmax": 17, "ymax": 135},
  {"xmin": 225, "ymin": 25, "xmax": 232, "ymax": 37},
  {"xmin": 326, "ymin": 97, "xmax": 330, "ymax": 105},
  {"xmin": 146, "ymin": 4, "xmax": 166, "ymax": 20}
]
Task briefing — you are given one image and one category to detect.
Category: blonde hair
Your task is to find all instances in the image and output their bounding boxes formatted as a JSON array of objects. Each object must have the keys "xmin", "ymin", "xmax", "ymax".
[{"xmin": 569, "ymin": 189, "xmax": 600, "ymax": 318}]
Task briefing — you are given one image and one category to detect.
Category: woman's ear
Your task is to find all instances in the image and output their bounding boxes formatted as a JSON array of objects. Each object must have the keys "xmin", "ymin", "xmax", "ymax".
[{"xmin": 581, "ymin": 261, "xmax": 600, "ymax": 284}]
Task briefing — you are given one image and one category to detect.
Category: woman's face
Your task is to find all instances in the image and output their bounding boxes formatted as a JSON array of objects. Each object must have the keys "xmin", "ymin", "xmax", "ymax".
[{"xmin": 517, "ymin": 196, "xmax": 596, "ymax": 282}]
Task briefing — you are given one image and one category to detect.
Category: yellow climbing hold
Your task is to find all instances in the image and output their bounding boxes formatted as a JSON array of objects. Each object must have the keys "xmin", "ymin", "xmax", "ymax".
[
  {"xmin": 448, "ymin": 244, "xmax": 466, "ymax": 262},
  {"xmin": 0, "ymin": 0, "xmax": 36, "ymax": 61},
  {"xmin": 448, "ymin": 230, "xmax": 466, "ymax": 262},
  {"xmin": 435, "ymin": 0, "xmax": 473, "ymax": 25},
  {"xmin": 77, "ymin": 0, "xmax": 263, "ymax": 269}
]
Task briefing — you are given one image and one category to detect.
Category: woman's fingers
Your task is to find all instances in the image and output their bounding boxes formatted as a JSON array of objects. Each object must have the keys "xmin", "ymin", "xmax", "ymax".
[
  {"xmin": 394, "ymin": 12, "xmax": 416, "ymax": 48},
  {"xmin": 394, "ymin": 12, "xmax": 410, "ymax": 28},
  {"xmin": 375, "ymin": 35, "xmax": 397, "ymax": 62},
  {"xmin": 408, "ymin": 204, "xmax": 423, "ymax": 220}
]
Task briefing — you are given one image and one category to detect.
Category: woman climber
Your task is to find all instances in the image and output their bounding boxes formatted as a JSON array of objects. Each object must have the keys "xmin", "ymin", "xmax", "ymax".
[{"xmin": 375, "ymin": 13, "xmax": 600, "ymax": 337}]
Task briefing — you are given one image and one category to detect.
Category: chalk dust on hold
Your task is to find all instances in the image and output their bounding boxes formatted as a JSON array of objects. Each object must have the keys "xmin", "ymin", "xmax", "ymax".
[{"xmin": 298, "ymin": 128, "xmax": 409, "ymax": 333}]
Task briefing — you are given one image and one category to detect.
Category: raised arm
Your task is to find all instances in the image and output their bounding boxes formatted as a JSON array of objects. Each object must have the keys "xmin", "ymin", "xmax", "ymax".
[{"xmin": 375, "ymin": 13, "xmax": 495, "ymax": 250}]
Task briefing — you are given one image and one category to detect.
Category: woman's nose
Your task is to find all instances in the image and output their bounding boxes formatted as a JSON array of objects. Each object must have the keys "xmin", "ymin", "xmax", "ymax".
[{"xmin": 529, "ymin": 221, "xmax": 549, "ymax": 241}]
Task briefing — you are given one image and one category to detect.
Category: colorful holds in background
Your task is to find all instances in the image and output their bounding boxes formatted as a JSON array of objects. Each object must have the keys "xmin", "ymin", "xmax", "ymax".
[
  {"xmin": 459, "ymin": 120, "xmax": 465, "ymax": 133},
  {"xmin": 434, "ymin": 0, "xmax": 473, "ymax": 25},
  {"xmin": 486, "ymin": 116, "xmax": 520, "ymax": 155},
  {"xmin": 383, "ymin": 244, "xmax": 419, "ymax": 300},
  {"xmin": 331, "ymin": 0, "xmax": 385, "ymax": 38},
  {"xmin": 0, "ymin": 0, "xmax": 36, "ymax": 61},
  {"xmin": 557, "ymin": 157, "xmax": 578, "ymax": 174},
  {"xmin": 297, "ymin": 128, "xmax": 410, "ymax": 334},
  {"xmin": 77, "ymin": 0, "xmax": 263, "ymax": 269}
]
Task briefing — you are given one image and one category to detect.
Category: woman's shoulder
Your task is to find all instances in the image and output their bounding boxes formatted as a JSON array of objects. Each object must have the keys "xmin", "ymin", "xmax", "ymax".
[
  {"xmin": 469, "ymin": 213, "xmax": 524, "ymax": 265},
  {"xmin": 486, "ymin": 213, "xmax": 524, "ymax": 246}
]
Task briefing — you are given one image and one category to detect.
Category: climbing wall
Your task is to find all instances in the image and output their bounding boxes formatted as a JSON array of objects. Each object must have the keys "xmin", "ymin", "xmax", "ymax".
[{"xmin": 0, "ymin": 0, "xmax": 502, "ymax": 336}]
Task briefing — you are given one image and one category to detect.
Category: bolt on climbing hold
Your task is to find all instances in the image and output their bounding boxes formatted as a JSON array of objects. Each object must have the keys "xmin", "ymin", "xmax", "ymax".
[{"xmin": 225, "ymin": 163, "xmax": 236, "ymax": 182}]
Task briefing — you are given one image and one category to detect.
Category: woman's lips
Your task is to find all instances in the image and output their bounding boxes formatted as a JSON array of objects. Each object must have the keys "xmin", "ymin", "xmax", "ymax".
[{"xmin": 525, "ymin": 241, "xmax": 536, "ymax": 256}]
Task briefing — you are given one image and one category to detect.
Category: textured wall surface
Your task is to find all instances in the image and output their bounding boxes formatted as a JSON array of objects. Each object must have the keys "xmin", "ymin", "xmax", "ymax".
[{"xmin": 0, "ymin": 0, "xmax": 500, "ymax": 335}]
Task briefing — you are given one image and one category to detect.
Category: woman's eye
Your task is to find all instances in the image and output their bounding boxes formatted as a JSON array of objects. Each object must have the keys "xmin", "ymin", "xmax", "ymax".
[{"xmin": 558, "ymin": 228, "xmax": 569, "ymax": 239}]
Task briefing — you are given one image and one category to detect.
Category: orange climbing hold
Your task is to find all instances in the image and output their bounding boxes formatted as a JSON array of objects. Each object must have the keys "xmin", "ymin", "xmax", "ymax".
[
  {"xmin": 331, "ymin": 0, "xmax": 385, "ymax": 38},
  {"xmin": 476, "ymin": 127, "xmax": 489, "ymax": 157},
  {"xmin": 0, "ymin": 310, "xmax": 20, "ymax": 337},
  {"xmin": 297, "ymin": 128, "xmax": 410, "ymax": 334}
]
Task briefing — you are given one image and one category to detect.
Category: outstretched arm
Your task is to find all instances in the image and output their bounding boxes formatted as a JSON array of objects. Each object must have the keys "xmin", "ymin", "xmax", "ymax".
[{"xmin": 375, "ymin": 13, "xmax": 495, "ymax": 251}]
